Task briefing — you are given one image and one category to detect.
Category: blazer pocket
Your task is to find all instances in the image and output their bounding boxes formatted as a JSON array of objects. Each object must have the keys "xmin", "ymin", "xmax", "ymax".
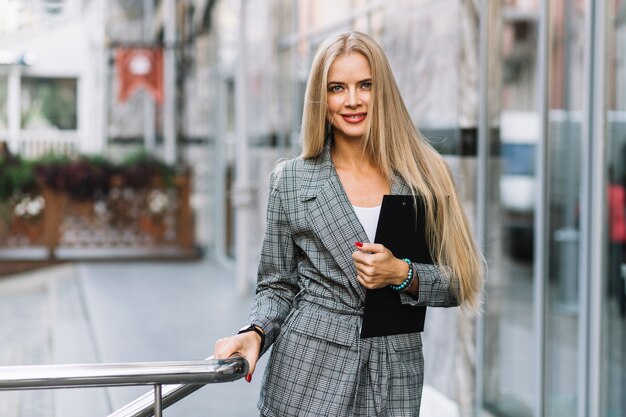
[
  {"xmin": 290, "ymin": 310, "xmax": 356, "ymax": 347},
  {"xmin": 388, "ymin": 332, "xmax": 422, "ymax": 352}
]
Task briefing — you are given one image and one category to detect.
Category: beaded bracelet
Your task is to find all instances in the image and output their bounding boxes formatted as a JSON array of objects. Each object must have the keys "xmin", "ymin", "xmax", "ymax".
[{"xmin": 389, "ymin": 258, "xmax": 414, "ymax": 292}]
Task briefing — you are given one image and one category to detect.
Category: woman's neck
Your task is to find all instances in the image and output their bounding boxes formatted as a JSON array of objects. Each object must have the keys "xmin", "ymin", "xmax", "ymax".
[
  {"xmin": 331, "ymin": 136, "xmax": 373, "ymax": 171},
  {"xmin": 331, "ymin": 137, "xmax": 390, "ymax": 206}
]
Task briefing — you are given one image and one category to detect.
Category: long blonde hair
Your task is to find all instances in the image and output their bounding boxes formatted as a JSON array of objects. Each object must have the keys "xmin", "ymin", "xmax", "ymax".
[{"xmin": 300, "ymin": 31, "xmax": 484, "ymax": 311}]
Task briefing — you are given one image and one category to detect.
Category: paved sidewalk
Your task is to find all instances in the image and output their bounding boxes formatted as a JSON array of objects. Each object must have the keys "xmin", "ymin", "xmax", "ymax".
[
  {"xmin": 75, "ymin": 259, "xmax": 265, "ymax": 417},
  {"xmin": 0, "ymin": 259, "xmax": 460, "ymax": 417},
  {"xmin": 0, "ymin": 260, "xmax": 265, "ymax": 417}
]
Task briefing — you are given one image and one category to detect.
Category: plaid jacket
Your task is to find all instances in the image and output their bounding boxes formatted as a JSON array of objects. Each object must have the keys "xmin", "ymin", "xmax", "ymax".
[{"xmin": 249, "ymin": 145, "xmax": 459, "ymax": 416}]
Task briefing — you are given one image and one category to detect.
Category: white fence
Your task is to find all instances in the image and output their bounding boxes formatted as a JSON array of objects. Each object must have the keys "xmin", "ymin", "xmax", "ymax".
[{"xmin": 0, "ymin": 129, "xmax": 80, "ymax": 159}]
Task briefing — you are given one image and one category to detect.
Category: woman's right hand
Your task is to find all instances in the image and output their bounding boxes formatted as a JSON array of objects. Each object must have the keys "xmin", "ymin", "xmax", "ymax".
[{"xmin": 213, "ymin": 331, "xmax": 262, "ymax": 382}]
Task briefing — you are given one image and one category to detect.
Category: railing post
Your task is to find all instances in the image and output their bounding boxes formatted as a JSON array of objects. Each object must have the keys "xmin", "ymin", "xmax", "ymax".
[
  {"xmin": 42, "ymin": 186, "xmax": 61, "ymax": 259},
  {"xmin": 176, "ymin": 172, "xmax": 194, "ymax": 252},
  {"xmin": 154, "ymin": 384, "xmax": 163, "ymax": 417}
]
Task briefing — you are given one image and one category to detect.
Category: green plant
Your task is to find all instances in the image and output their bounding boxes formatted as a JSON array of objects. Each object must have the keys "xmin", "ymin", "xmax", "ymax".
[
  {"xmin": 120, "ymin": 150, "xmax": 176, "ymax": 189},
  {"xmin": 0, "ymin": 156, "xmax": 37, "ymax": 202},
  {"xmin": 34, "ymin": 154, "xmax": 114, "ymax": 200},
  {"xmin": 35, "ymin": 151, "xmax": 177, "ymax": 200},
  {"xmin": 1, "ymin": 151, "xmax": 178, "ymax": 203}
]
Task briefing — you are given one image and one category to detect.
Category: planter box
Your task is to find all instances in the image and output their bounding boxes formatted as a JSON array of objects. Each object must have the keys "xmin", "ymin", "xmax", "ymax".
[{"xmin": 0, "ymin": 174, "xmax": 195, "ymax": 260}]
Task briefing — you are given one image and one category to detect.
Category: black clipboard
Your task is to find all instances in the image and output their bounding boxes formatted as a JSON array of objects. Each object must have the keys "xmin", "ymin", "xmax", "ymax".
[{"xmin": 360, "ymin": 195, "xmax": 432, "ymax": 338}]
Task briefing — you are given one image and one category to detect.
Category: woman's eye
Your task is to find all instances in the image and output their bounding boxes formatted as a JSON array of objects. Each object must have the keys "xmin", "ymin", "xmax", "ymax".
[
  {"xmin": 361, "ymin": 81, "xmax": 372, "ymax": 90},
  {"xmin": 329, "ymin": 85, "xmax": 343, "ymax": 93}
]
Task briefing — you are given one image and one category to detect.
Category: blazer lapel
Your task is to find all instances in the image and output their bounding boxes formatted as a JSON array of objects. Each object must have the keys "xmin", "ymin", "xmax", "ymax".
[
  {"xmin": 300, "ymin": 145, "xmax": 369, "ymax": 300},
  {"xmin": 298, "ymin": 145, "xmax": 416, "ymax": 303},
  {"xmin": 391, "ymin": 171, "xmax": 413, "ymax": 196}
]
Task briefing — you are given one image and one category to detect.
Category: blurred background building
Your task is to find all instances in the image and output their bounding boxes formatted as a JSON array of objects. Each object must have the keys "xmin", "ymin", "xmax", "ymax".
[{"xmin": 0, "ymin": 0, "xmax": 625, "ymax": 417}]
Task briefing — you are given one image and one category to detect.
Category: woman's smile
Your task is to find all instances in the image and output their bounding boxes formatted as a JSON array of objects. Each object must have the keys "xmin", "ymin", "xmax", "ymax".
[{"xmin": 341, "ymin": 112, "xmax": 367, "ymax": 123}]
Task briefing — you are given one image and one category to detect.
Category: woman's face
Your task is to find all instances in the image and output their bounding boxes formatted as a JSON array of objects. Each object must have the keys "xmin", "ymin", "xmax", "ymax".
[{"xmin": 326, "ymin": 52, "xmax": 372, "ymax": 143}]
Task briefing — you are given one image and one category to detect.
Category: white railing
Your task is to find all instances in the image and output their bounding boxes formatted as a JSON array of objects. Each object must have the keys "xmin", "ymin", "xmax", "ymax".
[{"xmin": 1, "ymin": 129, "xmax": 80, "ymax": 159}]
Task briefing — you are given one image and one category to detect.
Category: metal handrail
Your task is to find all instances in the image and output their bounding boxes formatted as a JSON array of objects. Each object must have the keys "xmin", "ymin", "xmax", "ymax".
[
  {"xmin": 108, "ymin": 356, "xmax": 240, "ymax": 417},
  {"xmin": 0, "ymin": 356, "xmax": 248, "ymax": 417}
]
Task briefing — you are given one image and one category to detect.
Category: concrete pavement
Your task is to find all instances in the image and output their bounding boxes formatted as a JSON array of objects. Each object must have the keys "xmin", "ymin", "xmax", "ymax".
[{"xmin": 0, "ymin": 259, "xmax": 459, "ymax": 416}]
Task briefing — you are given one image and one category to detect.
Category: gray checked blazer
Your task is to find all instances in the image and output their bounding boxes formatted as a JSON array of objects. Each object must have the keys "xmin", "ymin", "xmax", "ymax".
[{"xmin": 248, "ymin": 143, "xmax": 460, "ymax": 417}]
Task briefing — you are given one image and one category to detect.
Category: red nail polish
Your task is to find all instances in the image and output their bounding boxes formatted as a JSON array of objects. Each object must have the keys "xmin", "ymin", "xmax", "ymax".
[
  {"xmin": 355, "ymin": 242, "xmax": 363, "ymax": 247},
  {"xmin": 245, "ymin": 374, "xmax": 252, "ymax": 383}
]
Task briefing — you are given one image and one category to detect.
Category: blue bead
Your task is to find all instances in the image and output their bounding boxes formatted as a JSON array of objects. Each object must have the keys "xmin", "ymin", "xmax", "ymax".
[{"xmin": 390, "ymin": 258, "xmax": 414, "ymax": 291}]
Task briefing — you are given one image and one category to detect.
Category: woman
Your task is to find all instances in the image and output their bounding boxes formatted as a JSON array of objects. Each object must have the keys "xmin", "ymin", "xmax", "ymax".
[{"xmin": 214, "ymin": 31, "xmax": 484, "ymax": 416}]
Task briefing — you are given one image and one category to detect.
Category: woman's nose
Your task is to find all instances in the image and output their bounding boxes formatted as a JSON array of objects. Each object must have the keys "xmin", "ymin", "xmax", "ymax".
[{"xmin": 345, "ymin": 88, "xmax": 360, "ymax": 107}]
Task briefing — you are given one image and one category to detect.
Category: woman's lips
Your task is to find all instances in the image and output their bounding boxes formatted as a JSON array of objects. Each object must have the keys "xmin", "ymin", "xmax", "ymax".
[{"xmin": 341, "ymin": 113, "xmax": 366, "ymax": 123}]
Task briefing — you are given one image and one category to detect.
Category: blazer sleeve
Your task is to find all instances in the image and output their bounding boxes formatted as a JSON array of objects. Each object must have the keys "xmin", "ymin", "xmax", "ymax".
[
  {"xmin": 398, "ymin": 263, "xmax": 460, "ymax": 307},
  {"xmin": 248, "ymin": 168, "xmax": 300, "ymax": 356}
]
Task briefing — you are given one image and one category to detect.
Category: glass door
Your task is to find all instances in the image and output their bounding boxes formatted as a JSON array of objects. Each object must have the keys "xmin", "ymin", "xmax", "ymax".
[
  {"xmin": 602, "ymin": 1, "xmax": 626, "ymax": 416},
  {"xmin": 544, "ymin": 1, "xmax": 588, "ymax": 415},
  {"xmin": 483, "ymin": 1, "xmax": 539, "ymax": 415}
]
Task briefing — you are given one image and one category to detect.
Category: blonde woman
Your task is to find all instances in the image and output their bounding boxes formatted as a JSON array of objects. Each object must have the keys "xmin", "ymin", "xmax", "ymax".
[{"xmin": 214, "ymin": 31, "xmax": 484, "ymax": 416}]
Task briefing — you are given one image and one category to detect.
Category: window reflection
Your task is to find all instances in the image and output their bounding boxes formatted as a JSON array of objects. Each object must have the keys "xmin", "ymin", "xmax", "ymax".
[
  {"xmin": 500, "ymin": 111, "xmax": 538, "ymax": 262},
  {"xmin": 20, "ymin": 77, "xmax": 77, "ymax": 130}
]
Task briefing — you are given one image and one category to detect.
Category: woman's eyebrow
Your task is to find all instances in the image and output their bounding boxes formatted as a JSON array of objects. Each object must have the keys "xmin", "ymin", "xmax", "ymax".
[{"xmin": 327, "ymin": 78, "xmax": 372, "ymax": 85}]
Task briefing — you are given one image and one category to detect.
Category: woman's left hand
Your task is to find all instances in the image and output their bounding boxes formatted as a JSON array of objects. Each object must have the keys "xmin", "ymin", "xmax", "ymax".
[{"xmin": 352, "ymin": 242, "xmax": 409, "ymax": 289}]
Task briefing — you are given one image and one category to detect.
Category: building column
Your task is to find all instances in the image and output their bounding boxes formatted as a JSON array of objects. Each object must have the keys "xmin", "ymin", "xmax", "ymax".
[
  {"xmin": 143, "ymin": 0, "xmax": 156, "ymax": 153},
  {"xmin": 163, "ymin": 0, "xmax": 177, "ymax": 164},
  {"xmin": 234, "ymin": 0, "xmax": 253, "ymax": 296},
  {"xmin": 7, "ymin": 65, "xmax": 20, "ymax": 154}
]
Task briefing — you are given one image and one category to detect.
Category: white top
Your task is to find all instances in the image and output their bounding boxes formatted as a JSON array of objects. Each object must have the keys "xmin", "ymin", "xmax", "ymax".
[{"xmin": 352, "ymin": 205, "xmax": 382, "ymax": 243}]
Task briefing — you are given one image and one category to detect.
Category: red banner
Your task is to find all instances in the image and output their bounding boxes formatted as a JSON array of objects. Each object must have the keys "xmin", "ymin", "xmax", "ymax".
[{"xmin": 116, "ymin": 47, "xmax": 163, "ymax": 104}]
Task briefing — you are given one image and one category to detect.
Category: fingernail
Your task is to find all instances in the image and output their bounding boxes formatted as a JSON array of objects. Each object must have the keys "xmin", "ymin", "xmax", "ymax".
[
  {"xmin": 245, "ymin": 374, "xmax": 252, "ymax": 383},
  {"xmin": 355, "ymin": 242, "xmax": 363, "ymax": 247}
]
